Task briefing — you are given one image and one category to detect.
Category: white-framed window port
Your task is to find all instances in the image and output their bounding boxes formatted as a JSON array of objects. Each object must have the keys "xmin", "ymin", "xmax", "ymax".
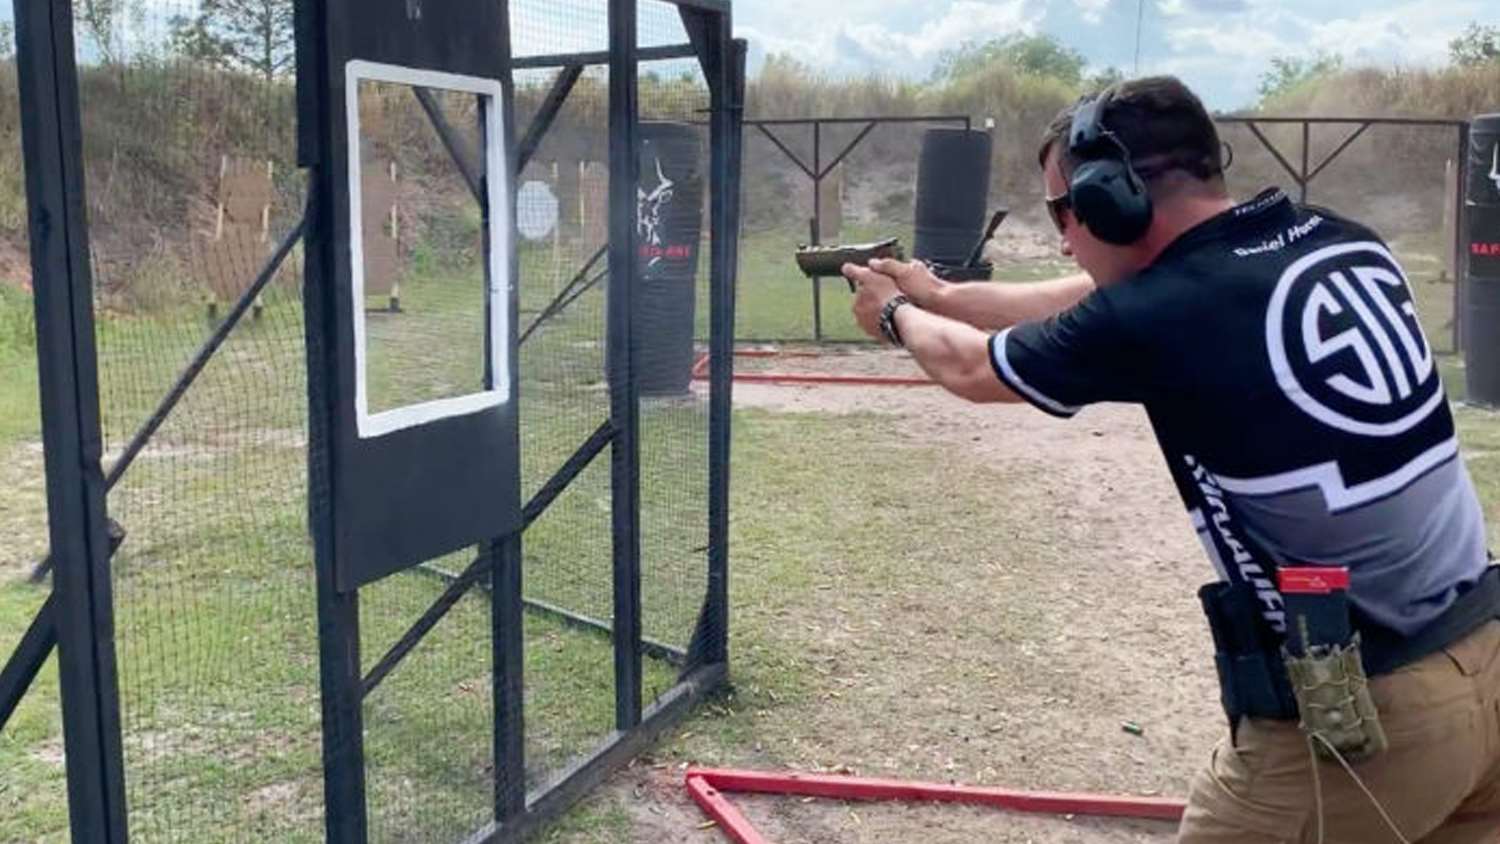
[{"xmin": 345, "ymin": 59, "xmax": 512, "ymax": 439}]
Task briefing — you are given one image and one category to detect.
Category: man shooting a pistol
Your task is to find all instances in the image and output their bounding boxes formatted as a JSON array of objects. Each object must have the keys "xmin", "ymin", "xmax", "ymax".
[{"xmin": 843, "ymin": 75, "xmax": 1500, "ymax": 842}]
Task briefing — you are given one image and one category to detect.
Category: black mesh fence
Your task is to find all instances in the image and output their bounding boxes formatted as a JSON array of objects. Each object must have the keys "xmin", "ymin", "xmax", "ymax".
[
  {"xmin": 506, "ymin": 0, "xmax": 624, "ymax": 798},
  {"xmin": 349, "ymin": 77, "xmax": 500, "ymax": 839},
  {"xmin": 496, "ymin": 0, "xmax": 716, "ymax": 793},
  {"xmin": 0, "ymin": 4, "xmax": 71, "ymax": 838},
  {"xmin": 63, "ymin": 2, "xmax": 321, "ymax": 841},
  {"xmin": 2, "ymin": 0, "xmax": 728, "ymax": 838},
  {"xmin": 636, "ymin": 0, "xmax": 711, "ymax": 689},
  {"xmin": 359, "ymin": 547, "xmax": 496, "ymax": 842},
  {"xmin": 320, "ymin": 0, "xmax": 720, "ymax": 828}
]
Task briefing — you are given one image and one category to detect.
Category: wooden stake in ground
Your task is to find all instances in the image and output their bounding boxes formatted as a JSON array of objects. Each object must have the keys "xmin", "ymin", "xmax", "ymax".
[{"xmin": 1443, "ymin": 158, "xmax": 1458, "ymax": 283}]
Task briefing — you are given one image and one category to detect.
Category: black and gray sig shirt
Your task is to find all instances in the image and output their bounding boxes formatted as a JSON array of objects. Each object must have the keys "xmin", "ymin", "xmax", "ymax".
[{"xmin": 990, "ymin": 188, "xmax": 1488, "ymax": 638}]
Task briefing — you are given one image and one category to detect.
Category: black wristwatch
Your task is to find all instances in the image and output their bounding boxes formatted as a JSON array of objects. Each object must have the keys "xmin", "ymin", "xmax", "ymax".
[{"xmin": 879, "ymin": 295, "xmax": 913, "ymax": 347}]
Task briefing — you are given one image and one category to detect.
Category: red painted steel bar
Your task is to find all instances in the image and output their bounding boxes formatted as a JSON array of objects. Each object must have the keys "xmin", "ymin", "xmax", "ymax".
[
  {"xmin": 687, "ymin": 766, "xmax": 1187, "ymax": 825},
  {"xmin": 685, "ymin": 775, "xmax": 771, "ymax": 844}
]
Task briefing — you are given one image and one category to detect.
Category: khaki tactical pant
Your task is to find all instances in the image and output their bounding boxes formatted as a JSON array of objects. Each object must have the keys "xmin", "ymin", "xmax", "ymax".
[{"xmin": 1178, "ymin": 620, "xmax": 1500, "ymax": 843}]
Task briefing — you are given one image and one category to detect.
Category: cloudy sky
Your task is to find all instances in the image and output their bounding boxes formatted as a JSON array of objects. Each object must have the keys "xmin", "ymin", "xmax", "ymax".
[
  {"xmin": 0, "ymin": 0, "xmax": 1484, "ymax": 112},
  {"xmin": 733, "ymin": 0, "xmax": 1491, "ymax": 110}
]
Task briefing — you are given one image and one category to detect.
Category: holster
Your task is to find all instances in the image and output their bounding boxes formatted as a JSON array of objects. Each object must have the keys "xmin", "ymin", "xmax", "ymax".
[
  {"xmin": 1283, "ymin": 633, "xmax": 1388, "ymax": 762},
  {"xmin": 1199, "ymin": 580, "xmax": 1299, "ymax": 725}
]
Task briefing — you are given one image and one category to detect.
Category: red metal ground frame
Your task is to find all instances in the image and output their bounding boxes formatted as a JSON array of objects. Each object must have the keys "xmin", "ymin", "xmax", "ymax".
[{"xmin": 684, "ymin": 767, "xmax": 1187, "ymax": 843}]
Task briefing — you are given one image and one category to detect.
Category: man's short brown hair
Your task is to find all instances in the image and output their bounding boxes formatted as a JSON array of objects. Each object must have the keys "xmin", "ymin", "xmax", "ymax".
[{"xmin": 1038, "ymin": 75, "xmax": 1224, "ymax": 184}]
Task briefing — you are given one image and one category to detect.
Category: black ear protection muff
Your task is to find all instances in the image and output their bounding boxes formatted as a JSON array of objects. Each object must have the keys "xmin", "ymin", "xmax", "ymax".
[{"xmin": 1067, "ymin": 90, "xmax": 1153, "ymax": 245}]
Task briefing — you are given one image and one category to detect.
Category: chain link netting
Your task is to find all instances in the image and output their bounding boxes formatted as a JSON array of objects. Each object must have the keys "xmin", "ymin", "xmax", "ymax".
[
  {"xmin": 636, "ymin": 0, "xmax": 711, "ymax": 693},
  {"xmin": 53, "ymin": 1, "xmax": 322, "ymax": 838},
  {"xmin": 505, "ymin": 0, "xmax": 624, "ymax": 799},
  {"xmin": 352, "ymin": 80, "xmax": 497, "ymax": 840},
  {"xmin": 1, "ymin": 0, "xmax": 728, "ymax": 839}
]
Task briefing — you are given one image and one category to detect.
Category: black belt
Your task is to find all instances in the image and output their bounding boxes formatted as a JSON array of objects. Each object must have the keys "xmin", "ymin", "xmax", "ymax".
[
  {"xmin": 1358, "ymin": 563, "xmax": 1500, "ymax": 676},
  {"xmin": 1201, "ymin": 564, "xmax": 1500, "ymax": 724}
]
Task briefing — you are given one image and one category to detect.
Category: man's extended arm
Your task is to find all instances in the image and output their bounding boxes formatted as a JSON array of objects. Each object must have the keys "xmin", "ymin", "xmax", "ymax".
[
  {"xmin": 890, "ymin": 305, "xmax": 1020, "ymax": 403},
  {"xmin": 844, "ymin": 261, "xmax": 1021, "ymax": 404},
  {"xmin": 869, "ymin": 258, "xmax": 1094, "ymax": 331}
]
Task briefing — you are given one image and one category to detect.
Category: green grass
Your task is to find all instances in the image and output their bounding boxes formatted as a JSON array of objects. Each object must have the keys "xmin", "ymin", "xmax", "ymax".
[
  {"xmin": 0, "ymin": 598, "xmax": 62, "ymax": 839},
  {"xmin": 0, "ymin": 521, "xmax": 681, "ymax": 842},
  {"xmin": 0, "ymin": 286, "xmax": 39, "ymax": 443},
  {"xmin": 365, "ymin": 257, "xmax": 488, "ymax": 415},
  {"xmin": 0, "ymin": 344, "xmax": 38, "ymax": 445}
]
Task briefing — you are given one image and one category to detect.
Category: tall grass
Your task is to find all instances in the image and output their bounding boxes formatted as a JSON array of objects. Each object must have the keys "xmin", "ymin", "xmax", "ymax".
[
  {"xmin": 1213, "ymin": 64, "xmax": 1500, "ymax": 242},
  {"xmin": 1261, "ymin": 63, "xmax": 1500, "ymax": 120}
]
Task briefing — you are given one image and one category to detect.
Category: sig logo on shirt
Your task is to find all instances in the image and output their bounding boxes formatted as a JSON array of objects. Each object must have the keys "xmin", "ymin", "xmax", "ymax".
[{"xmin": 1265, "ymin": 242, "xmax": 1442, "ymax": 437}]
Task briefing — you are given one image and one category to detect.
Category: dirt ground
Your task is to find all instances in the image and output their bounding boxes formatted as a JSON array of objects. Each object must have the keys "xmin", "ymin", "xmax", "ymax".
[
  {"xmin": 585, "ymin": 346, "xmax": 1224, "ymax": 843},
  {"xmin": 0, "ymin": 240, "xmax": 32, "ymax": 292}
]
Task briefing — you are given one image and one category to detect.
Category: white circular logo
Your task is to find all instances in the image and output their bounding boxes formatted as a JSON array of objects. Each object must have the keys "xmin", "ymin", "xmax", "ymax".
[
  {"xmin": 516, "ymin": 180, "xmax": 559, "ymax": 241},
  {"xmin": 1265, "ymin": 241, "xmax": 1441, "ymax": 437}
]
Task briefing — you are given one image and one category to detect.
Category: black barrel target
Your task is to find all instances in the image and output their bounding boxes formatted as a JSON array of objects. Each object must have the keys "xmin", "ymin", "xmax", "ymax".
[
  {"xmin": 1465, "ymin": 113, "xmax": 1500, "ymax": 406},
  {"xmin": 632, "ymin": 121, "xmax": 703, "ymax": 395},
  {"xmin": 913, "ymin": 128, "xmax": 993, "ymax": 266}
]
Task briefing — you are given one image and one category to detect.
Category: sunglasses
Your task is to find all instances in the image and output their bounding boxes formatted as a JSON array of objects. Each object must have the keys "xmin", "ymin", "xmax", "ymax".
[{"xmin": 1044, "ymin": 192, "xmax": 1073, "ymax": 233}]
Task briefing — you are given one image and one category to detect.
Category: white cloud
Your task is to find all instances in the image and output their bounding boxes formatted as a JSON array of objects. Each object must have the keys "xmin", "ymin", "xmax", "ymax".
[
  {"xmin": 1151, "ymin": 0, "xmax": 1482, "ymax": 105},
  {"xmin": 1148, "ymin": 52, "xmax": 1266, "ymax": 108},
  {"xmin": 1165, "ymin": 23, "xmax": 1294, "ymax": 62},
  {"xmin": 1074, "ymin": 0, "xmax": 1112, "ymax": 25},
  {"xmin": 743, "ymin": 0, "xmax": 918, "ymax": 19},
  {"xmin": 842, "ymin": 0, "xmax": 1042, "ymax": 60},
  {"xmin": 1298, "ymin": 2, "xmax": 1472, "ymax": 66},
  {"xmin": 1147, "ymin": 0, "xmax": 1486, "ymax": 108},
  {"xmin": 732, "ymin": 0, "xmax": 1491, "ymax": 110},
  {"xmin": 1183, "ymin": 0, "xmax": 1252, "ymax": 11},
  {"xmin": 735, "ymin": 25, "xmax": 837, "ymax": 67},
  {"xmin": 737, "ymin": 0, "xmax": 1043, "ymax": 78},
  {"xmin": 1155, "ymin": 0, "xmax": 1250, "ymax": 18}
]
